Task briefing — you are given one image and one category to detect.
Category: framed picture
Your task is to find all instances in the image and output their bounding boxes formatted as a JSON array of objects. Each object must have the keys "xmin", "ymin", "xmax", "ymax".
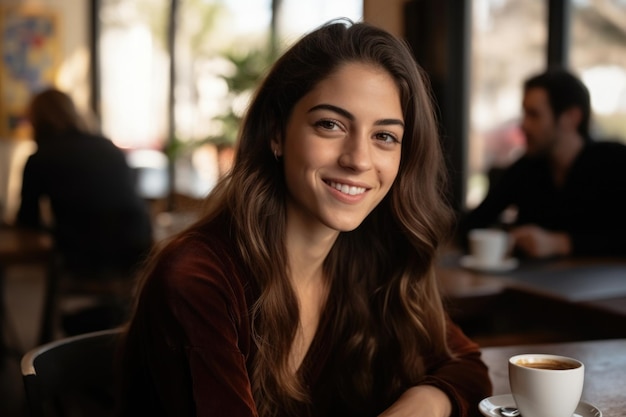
[{"xmin": 0, "ymin": 5, "xmax": 61, "ymax": 139}]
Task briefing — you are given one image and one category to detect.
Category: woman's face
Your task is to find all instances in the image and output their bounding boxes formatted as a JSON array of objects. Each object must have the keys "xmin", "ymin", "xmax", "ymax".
[{"xmin": 277, "ymin": 62, "xmax": 404, "ymax": 234}]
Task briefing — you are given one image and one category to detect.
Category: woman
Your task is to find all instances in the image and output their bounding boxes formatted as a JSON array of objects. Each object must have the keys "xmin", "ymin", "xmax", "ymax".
[
  {"xmin": 119, "ymin": 19, "xmax": 491, "ymax": 417},
  {"xmin": 18, "ymin": 88, "xmax": 153, "ymax": 274},
  {"xmin": 17, "ymin": 88, "xmax": 153, "ymax": 333}
]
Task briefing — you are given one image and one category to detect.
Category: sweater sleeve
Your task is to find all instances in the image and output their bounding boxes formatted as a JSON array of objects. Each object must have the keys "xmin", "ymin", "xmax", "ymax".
[
  {"xmin": 420, "ymin": 318, "xmax": 493, "ymax": 417},
  {"xmin": 166, "ymin": 249, "xmax": 258, "ymax": 417},
  {"xmin": 124, "ymin": 237, "xmax": 259, "ymax": 417}
]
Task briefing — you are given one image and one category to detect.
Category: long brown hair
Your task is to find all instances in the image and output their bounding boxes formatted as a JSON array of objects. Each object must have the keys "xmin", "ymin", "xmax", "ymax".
[{"xmin": 136, "ymin": 19, "xmax": 453, "ymax": 416}]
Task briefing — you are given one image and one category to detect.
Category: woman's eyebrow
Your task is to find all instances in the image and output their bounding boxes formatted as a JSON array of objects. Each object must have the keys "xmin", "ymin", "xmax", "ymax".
[
  {"xmin": 375, "ymin": 118, "xmax": 405, "ymax": 128},
  {"xmin": 308, "ymin": 103, "xmax": 404, "ymax": 128},
  {"xmin": 308, "ymin": 103, "xmax": 354, "ymax": 120}
]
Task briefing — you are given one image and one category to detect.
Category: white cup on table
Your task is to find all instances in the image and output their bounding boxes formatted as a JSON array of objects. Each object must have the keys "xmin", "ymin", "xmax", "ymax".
[
  {"xmin": 508, "ymin": 354, "xmax": 584, "ymax": 417},
  {"xmin": 468, "ymin": 228, "xmax": 509, "ymax": 267}
]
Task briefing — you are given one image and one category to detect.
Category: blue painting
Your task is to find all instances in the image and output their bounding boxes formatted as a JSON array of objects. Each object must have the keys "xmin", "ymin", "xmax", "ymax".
[{"xmin": 0, "ymin": 7, "xmax": 59, "ymax": 138}]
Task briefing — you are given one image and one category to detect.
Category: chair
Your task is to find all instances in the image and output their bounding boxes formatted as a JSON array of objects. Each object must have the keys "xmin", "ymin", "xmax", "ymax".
[
  {"xmin": 38, "ymin": 251, "xmax": 138, "ymax": 343},
  {"xmin": 21, "ymin": 328, "xmax": 123, "ymax": 417}
]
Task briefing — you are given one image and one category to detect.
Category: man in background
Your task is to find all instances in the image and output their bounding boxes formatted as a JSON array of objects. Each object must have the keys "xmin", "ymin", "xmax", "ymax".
[{"xmin": 459, "ymin": 68, "xmax": 626, "ymax": 258}]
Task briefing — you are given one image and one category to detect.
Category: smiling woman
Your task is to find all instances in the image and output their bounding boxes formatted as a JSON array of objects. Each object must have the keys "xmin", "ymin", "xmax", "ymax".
[{"xmin": 118, "ymin": 19, "xmax": 492, "ymax": 417}]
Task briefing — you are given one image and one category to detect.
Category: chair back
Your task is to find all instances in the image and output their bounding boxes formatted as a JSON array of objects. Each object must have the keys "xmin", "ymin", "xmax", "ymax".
[{"xmin": 21, "ymin": 328, "xmax": 123, "ymax": 417}]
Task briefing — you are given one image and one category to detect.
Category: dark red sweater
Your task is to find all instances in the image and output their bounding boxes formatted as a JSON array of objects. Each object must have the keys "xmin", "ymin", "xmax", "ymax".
[{"xmin": 119, "ymin": 218, "xmax": 492, "ymax": 417}]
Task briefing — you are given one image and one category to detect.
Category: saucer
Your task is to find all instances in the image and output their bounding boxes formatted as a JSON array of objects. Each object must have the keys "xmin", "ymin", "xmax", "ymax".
[
  {"xmin": 459, "ymin": 255, "xmax": 518, "ymax": 273},
  {"xmin": 479, "ymin": 394, "xmax": 602, "ymax": 417}
]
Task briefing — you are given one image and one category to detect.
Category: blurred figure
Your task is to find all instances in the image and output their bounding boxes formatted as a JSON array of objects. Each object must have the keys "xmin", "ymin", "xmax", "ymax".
[
  {"xmin": 459, "ymin": 68, "xmax": 626, "ymax": 258},
  {"xmin": 16, "ymin": 88, "xmax": 153, "ymax": 332}
]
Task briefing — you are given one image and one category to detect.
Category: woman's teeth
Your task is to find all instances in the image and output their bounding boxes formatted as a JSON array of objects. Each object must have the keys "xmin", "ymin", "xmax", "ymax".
[{"xmin": 329, "ymin": 181, "xmax": 365, "ymax": 196}]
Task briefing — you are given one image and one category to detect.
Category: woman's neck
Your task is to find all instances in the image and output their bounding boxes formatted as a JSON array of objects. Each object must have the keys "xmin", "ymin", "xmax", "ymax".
[
  {"xmin": 284, "ymin": 214, "xmax": 339, "ymax": 288},
  {"xmin": 283, "ymin": 216, "xmax": 336, "ymax": 374}
]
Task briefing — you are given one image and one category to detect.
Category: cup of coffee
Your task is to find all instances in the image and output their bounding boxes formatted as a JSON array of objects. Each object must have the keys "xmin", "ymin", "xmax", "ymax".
[
  {"xmin": 509, "ymin": 354, "xmax": 584, "ymax": 417},
  {"xmin": 468, "ymin": 228, "xmax": 509, "ymax": 267}
]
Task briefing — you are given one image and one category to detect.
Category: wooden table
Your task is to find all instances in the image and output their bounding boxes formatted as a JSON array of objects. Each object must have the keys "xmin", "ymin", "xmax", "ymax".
[
  {"xmin": 0, "ymin": 226, "xmax": 54, "ymax": 353},
  {"xmin": 480, "ymin": 338, "xmax": 626, "ymax": 417},
  {"xmin": 438, "ymin": 253, "xmax": 626, "ymax": 345},
  {"xmin": 0, "ymin": 226, "xmax": 53, "ymax": 264}
]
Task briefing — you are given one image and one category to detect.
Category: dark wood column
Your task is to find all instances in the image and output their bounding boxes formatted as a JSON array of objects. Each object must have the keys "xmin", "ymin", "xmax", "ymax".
[
  {"xmin": 403, "ymin": 0, "xmax": 471, "ymax": 213},
  {"xmin": 547, "ymin": 0, "xmax": 570, "ymax": 67},
  {"xmin": 89, "ymin": 0, "xmax": 101, "ymax": 119}
]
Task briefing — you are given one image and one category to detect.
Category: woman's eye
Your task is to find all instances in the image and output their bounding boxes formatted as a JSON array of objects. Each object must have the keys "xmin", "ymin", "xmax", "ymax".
[
  {"xmin": 315, "ymin": 119, "xmax": 342, "ymax": 131},
  {"xmin": 376, "ymin": 132, "xmax": 400, "ymax": 144}
]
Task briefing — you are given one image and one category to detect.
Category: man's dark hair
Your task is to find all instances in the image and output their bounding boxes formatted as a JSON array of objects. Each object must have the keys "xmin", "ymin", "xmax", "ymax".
[{"xmin": 524, "ymin": 68, "xmax": 591, "ymax": 140}]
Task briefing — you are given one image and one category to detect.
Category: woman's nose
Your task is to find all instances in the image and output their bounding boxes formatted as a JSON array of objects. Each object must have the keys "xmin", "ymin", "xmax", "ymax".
[{"xmin": 338, "ymin": 133, "xmax": 373, "ymax": 171}]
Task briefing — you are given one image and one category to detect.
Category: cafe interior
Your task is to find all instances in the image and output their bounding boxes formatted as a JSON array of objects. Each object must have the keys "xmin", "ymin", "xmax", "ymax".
[{"xmin": 1, "ymin": 0, "xmax": 625, "ymax": 416}]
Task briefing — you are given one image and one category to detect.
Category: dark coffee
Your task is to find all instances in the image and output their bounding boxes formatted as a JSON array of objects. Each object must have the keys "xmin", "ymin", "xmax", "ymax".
[{"xmin": 515, "ymin": 359, "xmax": 579, "ymax": 370}]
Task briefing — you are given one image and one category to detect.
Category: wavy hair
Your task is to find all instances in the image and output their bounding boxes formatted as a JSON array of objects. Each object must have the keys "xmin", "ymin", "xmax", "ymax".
[{"xmin": 142, "ymin": 19, "xmax": 454, "ymax": 416}]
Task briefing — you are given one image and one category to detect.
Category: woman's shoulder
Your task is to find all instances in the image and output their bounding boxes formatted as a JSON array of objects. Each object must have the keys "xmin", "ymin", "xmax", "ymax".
[
  {"xmin": 149, "ymin": 216, "xmax": 250, "ymax": 301},
  {"xmin": 131, "ymin": 215, "xmax": 254, "ymax": 353}
]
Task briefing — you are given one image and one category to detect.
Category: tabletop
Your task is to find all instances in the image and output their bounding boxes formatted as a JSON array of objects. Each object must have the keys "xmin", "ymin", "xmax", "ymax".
[
  {"xmin": 438, "ymin": 252, "xmax": 626, "ymax": 316},
  {"xmin": 480, "ymin": 338, "xmax": 626, "ymax": 417},
  {"xmin": 0, "ymin": 226, "xmax": 53, "ymax": 265},
  {"xmin": 500, "ymin": 257, "xmax": 626, "ymax": 302},
  {"xmin": 438, "ymin": 250, "xmax": 626, "ymax": 346}
]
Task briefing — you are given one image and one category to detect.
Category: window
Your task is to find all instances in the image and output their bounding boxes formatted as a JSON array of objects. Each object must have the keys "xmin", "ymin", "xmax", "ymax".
[
  {"xmin": 468, "ymin": 0, "xmax": 547, "ymax": 208},
  {"xmin": 97, "ymin": 0, "xmax": 170, "ymax": 199},
  {"xmin": 98, "ymin": 0, "xmax": 170, "ymax": 151},
  {"xmin": 570, "ymin": 0, "xmax": 626, "ymax": 143}
]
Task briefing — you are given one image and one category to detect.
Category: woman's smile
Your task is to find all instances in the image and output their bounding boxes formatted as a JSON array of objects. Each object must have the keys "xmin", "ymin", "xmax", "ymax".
[{"xmin": 325, "ymin": 179, "xmax": 368, "ymax": 196}]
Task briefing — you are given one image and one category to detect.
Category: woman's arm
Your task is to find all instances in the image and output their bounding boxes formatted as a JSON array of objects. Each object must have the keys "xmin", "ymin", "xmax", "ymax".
[
  {"xmin": 379, "ymin": 319, "xmax": 492, "ymax": 417},
  {"xmin": 378, "ymin": 385, "xmax": 452, "ymax": 417},
  {"xmin": 120, "ymin": 238, "xmax": 260, "ymax": 417}
]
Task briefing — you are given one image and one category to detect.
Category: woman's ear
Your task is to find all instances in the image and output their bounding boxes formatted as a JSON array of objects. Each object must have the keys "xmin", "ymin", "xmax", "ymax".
[{"xmin": 270, "ymin": 139, "xmax": 282, "ymax": 158}]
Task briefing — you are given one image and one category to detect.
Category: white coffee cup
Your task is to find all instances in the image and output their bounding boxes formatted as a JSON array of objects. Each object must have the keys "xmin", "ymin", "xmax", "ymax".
[
  {"xmin": 468, "ymin": 228, "xmax": 509, "ymax": 267},
  {"xmin": 509, "ymin": 354, "xmax": 584, "ymax": 417}
]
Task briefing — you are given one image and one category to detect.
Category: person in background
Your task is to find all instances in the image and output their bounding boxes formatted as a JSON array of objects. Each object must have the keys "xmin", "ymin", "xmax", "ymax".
[
  {"xmin": 459, "ymin": 68, "xmax": 626, "ymax": 259},
  {"xmin": 118, "ymin": 19, "xmax": 491, "ymax": 417},
  {"xmin": 16, "ymin": 88, "xmax": 153, "ymax": 332}
]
